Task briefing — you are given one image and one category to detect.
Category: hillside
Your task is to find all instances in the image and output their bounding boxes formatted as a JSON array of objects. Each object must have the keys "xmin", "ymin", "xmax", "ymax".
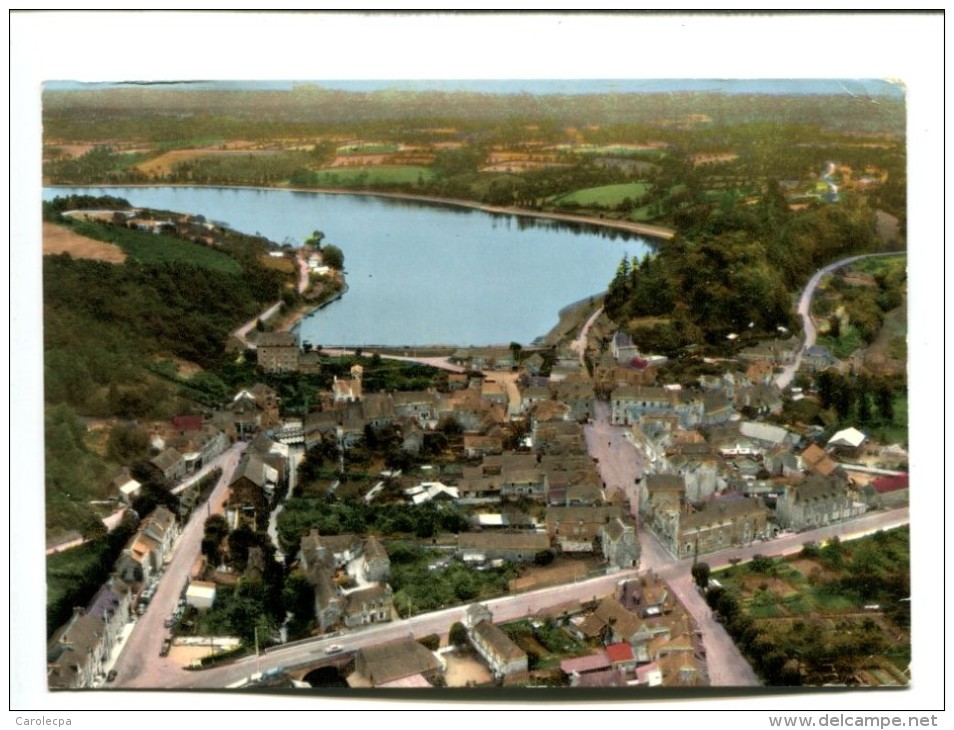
[{"xmin": 42, "ymin": 196, "xmax": 293, "ymax": 540}]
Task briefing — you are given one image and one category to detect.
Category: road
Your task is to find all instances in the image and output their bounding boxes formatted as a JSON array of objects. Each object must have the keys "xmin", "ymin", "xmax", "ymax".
[
  {"xmin": 109, "ymin": 442, "xmax": 246, "ymax": 689},
  {"xmin": 775, "ymin": 251, "xmax": 907, "ymax": 389},
  {"xmin": 128, "ymin": 569, "xmax": 641, "ymax": 690},
  {"xmin": 570, "ymin": 305, "xmax": 604, "ymax": 367},
  {"xmin": 321, "ymin": 347, "xmax": 467, "ymax": 373}
]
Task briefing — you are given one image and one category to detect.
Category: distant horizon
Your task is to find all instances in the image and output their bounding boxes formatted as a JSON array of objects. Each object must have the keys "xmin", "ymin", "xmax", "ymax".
[{"xmin": 43, "ymin": 78, "xmax": 905, "ymax": 98}]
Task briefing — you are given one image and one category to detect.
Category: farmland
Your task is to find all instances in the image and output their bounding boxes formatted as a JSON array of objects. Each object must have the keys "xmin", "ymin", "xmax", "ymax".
[
  {"xmin": 64, "ymin": 219, "xmax": 243, "ymax": 274},
  {"xmin": 707, "ymin": 527, "xmax": 911, "ymax": 686},
  {"xmin": 551, "ymin": 182, "xmax": 652, "ymax": 208}
]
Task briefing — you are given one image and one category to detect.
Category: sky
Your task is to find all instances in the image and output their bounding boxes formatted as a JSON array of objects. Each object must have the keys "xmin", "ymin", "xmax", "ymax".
[{"xmin": 43, "ymin": 78, "xmax": 905, "ymax": 98}]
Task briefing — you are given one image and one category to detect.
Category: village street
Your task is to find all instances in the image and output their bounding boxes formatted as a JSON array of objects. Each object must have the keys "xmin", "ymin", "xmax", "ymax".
[{"xmin": 109, "ymin": 442, "xmax": 246, "ymax": 688}]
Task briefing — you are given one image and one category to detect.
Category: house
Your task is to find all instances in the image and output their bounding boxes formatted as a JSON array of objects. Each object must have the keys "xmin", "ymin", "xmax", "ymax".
[
  {"xmin": 519, "ymin": 385, "xmax": 552, "ymax": 414},
  {"xmin": 546, "ymin": 505, "xmax": 626, "ymax": 552},
  {"xmin": 605, "ymin": 642, "xmax": 638, "ymax": 673},
  {"xmin": 115, "ymin": 506, "xmax": 178, "ymax": 584},
  {"xmin": 863, "ymin": 473, "xmax": 909, "ymax": 509},
  {"xmin": 391, "ymin": 391, "xmax": 439, "ymax": 427},
  {"xmin": 739, "ymin": 421, "xmax": 795, "ymax": 451},
  {"xmin": 226, "ymin": 452, "xmax": 275, "ymax": 529},
  {"xmin": 670, "ymin": 498, "xmax": 769, "ymax": 559},
  {"xmin": 775, "ymin": 475, "xmax": 866, "ymax": 531},
  {"xmin": 218, "ymin": 384, "xmax": 280, "ymax": 439},
  {"xmin": 611, "ymin": 331, "xmax": 640, "ymax": 363},
  {"xmin": 343, "ymin": 583, "xmax": 393, "ymax": 628},
  {"xmin": 48, "ymin": 609, "xmax": 108, "ymax": 689},
  {"xmin": 701, "ymin": 391, "xmax": 735, "ymax": 426},
  {"xmin": 601, "ymin": 517, "xmax": 640, "ymax": 569},
  {"xmin": 660, "ymin": 449, "xmax": 725, "ymax": 503},
  {"xmin": 149, "ymin": 447, "xmax": 186, "ymax": 484},
  {"xmin": 362, "ymin": 536, "xmax": 390, "ymax": 583},
  {"xmin": 764, "ymin": 446, "xmax": 801, "ymax": 477},
  {"xmin": 458, "ymin": 531, "xmax": 550, "ymax": 563},
  {"xmin": 800, "ymin": 443, "xmax": 845, "ymax": 480},
  {"xmin": 734, "ymin": 383, "xmax": 784, "ymax": 415},
  {"xmin": 352, "ymin": 638, "xmax": 444, "ymax": 688},
  {"xmin": 801, "ymin": 345, "xmax": 837, "ymax": 372},
  {"xmin": 611, "ymin": 386, "xmax": 703, "ymax": 429},
  {"xmin": 640, "ymin": 473, "xmax": 686, "ymax": 515},
  {"xmin": 635, "ymin": 661, "xmax": 663, "ymax": 687},
  {"xmin": 552, "ymin": 377, "xmax": 595, "ymax": 422},
  {"xmin": 480, "ymin": 379, "xmax": 509, "ymax": 407},
  {"xmin": 111, "ymin": 468, "xmax": 142, "ymax": 504},
  {"xmin": 48, "ymin": 576, "xmax": 132, "ymax": 689},
  {"xmin": 255, "ymin": 331, "xmax": 299, "ymax": 373},
  {"xmin": 463, "ymin": 433, "xmax": 504, "ymax": 459},
  {"xmin": 333, "ymin": 364, "xmax": 364, "ymax": 403},
  {"xmin": 468, "ymin": 617, "xmax": 528, "ymax": 680}
]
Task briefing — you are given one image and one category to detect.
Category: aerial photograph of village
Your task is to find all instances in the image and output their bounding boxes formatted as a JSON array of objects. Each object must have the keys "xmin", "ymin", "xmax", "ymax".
[{"xmin": 13, "ymin": 10, "xmax": 942, "ymax": 720}]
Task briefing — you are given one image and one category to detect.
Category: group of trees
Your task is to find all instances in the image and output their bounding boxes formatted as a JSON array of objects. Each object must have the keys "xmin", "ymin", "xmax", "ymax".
[
  {"xmin": 605, "ymin": 181, "xmax": 887, "ymax": 355},
  {"xmin": 276, "ymin": 496, "xmax": 470, "ymax": 553},
  {"xmin": 815, "ymin": 370, "xmax": 902, "ymax": 426}
]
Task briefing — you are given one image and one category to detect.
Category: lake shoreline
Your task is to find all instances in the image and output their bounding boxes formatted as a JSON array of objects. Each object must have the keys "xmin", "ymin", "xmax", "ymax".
[
  {"xmin": 46, "ymin": 182, "xmax": 676, "ymax": 242},
  {"xmin": 45, "ymin": 183, "xmax": 651, "ymax": 347}
]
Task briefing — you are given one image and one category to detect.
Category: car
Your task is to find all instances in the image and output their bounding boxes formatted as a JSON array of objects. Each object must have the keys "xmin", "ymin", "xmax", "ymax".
[
  {"xmin": 164, "ymin": 617, "xmax": 174, "ymax": 628},
  {"xmin": 106, "ymin": 670, "xmax": 117, "ymax": 683},
  {"xmin": 159, "ymin": 638, "xmax": 172, "ymax": 657},
  {"xmin": 324, "ymin": 644, "xmax": 344, "ymax": 655}
]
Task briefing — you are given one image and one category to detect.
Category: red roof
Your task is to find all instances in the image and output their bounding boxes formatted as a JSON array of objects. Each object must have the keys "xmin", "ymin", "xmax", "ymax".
[
  {"xmin": 605, "ymin": 642, "xmax": 634, "ymax": 664},
  {"xmin": 560, "ymin": 651, "xmax": 611, "ymax": 675},
  {"xmin": 871, "ymin": 474, "xmax": 909, "ymax": 494},
  {"xmin": 173, "ymin": 415, "xmax": 204, "ymax": 432}
]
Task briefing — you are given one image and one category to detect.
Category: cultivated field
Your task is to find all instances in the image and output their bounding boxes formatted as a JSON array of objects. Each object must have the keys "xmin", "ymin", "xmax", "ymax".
[{"xmin": 43, "ymin": 221, "xmax": 127, "ymax": 263}]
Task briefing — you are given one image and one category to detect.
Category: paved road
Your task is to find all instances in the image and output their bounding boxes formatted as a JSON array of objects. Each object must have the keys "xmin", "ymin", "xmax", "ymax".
[
  {"xmin": 134, "ymin": 569, "xmax": 641, "ymax": 690},
  {"xmin": 583, "ymin": 400, "xmax": 647, "ymax": 515},
  {"xmin": 584, "ymin": 400, "xmax": 759, "ymax": 685},
  {"xmin": 775, "ymin": 251, "xmax": 907, "ymax": 389},
  {"xmin": 110, "ymin": 442, "xmax": 245, "ymax": 689}
]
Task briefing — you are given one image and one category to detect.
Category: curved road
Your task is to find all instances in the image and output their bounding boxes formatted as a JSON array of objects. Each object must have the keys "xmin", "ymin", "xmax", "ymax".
[{"xmin": 775, "ymin": 251, "xmax": 907, "ymax": 389}]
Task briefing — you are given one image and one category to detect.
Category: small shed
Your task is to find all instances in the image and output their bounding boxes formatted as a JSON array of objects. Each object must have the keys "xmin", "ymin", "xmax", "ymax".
[{"xmin": 186, "ymin": 580, "xmax": 217, "ymax": 611}]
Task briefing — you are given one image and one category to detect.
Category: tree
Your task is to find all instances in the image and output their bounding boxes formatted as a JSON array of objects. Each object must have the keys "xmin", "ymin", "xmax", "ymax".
[
  {"xmin": 449, "ymin": 621, "xmax": 469, "ymax": 648},
  {"xmin": 81, "ymin": 516, "xmax": 108, "ymax": 541},
  {"xmin": 305, "ymin": 230, "xmax": 325, "ymax": 248},
  {"xmin": 107, "ymin": 421, "xmax": 150, "ymax": 462},
  {"xmin": 418, "ymin": 634, "xmax": 441, "ymax": 651},
  {"xmin": 321, "ymin": 244, "xmax": 344, "ymax": 271},
  {"xmin": 691, "ymin": 561, "xmax": 711, "ymax": 590}
]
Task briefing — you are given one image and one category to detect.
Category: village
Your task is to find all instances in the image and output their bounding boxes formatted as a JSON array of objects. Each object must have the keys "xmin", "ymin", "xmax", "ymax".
[{"xmin": 47, "ymin": 254, "xmax": 909, "ymax": 690}]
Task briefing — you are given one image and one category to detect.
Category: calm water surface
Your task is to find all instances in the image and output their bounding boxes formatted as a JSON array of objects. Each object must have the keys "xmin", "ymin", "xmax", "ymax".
[{"xmin": 44, "ymin": 186, "xmax": 652, "ymax": 346}]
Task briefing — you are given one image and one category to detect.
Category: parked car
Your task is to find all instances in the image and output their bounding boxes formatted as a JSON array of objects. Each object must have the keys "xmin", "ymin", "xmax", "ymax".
[
  {"xmin": 159, "ymin": 638, "xmax": 172, "ymax": 657},
  {"xmin": 106, "ymin": 670, "xmax": 117, "ymax": 683}
]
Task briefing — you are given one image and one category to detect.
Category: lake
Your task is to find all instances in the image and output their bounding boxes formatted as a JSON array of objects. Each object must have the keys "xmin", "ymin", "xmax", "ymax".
[{"xmin": 43, "ymin": 186, "xmax": 653, "ymax": 346}]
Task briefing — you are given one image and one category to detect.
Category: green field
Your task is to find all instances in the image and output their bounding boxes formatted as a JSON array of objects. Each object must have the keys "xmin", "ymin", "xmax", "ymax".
[
  {"xmin": 311, "ymin": 165, "xmax": 435, "ymax": 186},
  {"xmin": 551, "ymin": 182, "xmax": 651, "ymax": 208},
  {"xmin": 69, "ymin": 220, "xmax": 243, "ymax": 274}
]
